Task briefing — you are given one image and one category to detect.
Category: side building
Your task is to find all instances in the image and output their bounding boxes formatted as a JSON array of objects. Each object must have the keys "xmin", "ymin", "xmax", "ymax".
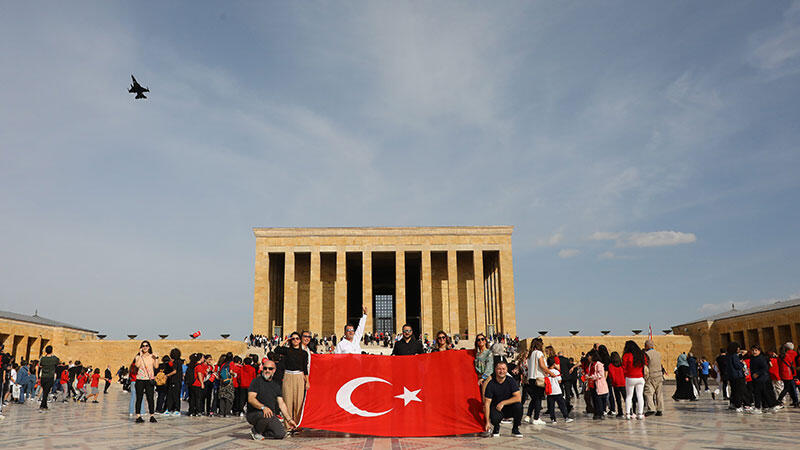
[
  {"xmin": 252, "ymin": 226, "xmax": 517, "ymax": 339},
  {"xmin": 673, "ymin": 298, "xmax": 800, "ymax": 358}
]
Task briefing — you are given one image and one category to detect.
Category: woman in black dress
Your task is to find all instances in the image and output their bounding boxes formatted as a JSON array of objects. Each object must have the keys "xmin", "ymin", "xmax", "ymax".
[{"xmin": 673, "ymin": 353, "xmax": 696, "ymax": 401}]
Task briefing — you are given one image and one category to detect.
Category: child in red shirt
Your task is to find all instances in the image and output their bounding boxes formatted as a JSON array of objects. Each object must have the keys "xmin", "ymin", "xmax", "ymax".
[
  {"xmin": 76, "ymin": 372, "xmax": 88, "ymax": 402},
  {"xmin": 608, "ymin": 352, "xmax": 627, "ymax": 417},
  {"xmin": 88, "ymin": 368, "xmax": 102, "ymax": 403},
  {"xmin": 60, "ymin": 368, "xmax": 70, "ymax": 402}
]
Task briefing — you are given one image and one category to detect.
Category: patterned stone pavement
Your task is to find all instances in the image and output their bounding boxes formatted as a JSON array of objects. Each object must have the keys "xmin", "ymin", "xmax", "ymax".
[{"xmin": 2, "ymin": 386, "xmax": 799, "ymax": 449}]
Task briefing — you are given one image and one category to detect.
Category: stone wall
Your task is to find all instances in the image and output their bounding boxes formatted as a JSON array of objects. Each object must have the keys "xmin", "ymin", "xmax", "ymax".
[
  {"xmin": 0, "ymin": 317, "xmax": 97, "ymax": 362},
  {"xmin": 58, "ymin": 339, "xmax": 248, "ymax": 371},
  {"xmin": 518, "ymin": 335, "xmax": 692, "ymax": 379}
]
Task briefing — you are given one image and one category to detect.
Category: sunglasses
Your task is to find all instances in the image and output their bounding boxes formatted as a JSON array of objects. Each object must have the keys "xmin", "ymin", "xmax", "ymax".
[
  {"xmin": 141, "ymin": 344, "xmax": 150, "ymax": 347},
  {"xmin": 263, "ymin": 367, "xmax": 276, "ymax": 371},
  {"xmin": 437, "ymin": 336, "xmax": 446, "ymax": 340},
  {"xmin": 302, "ymin": 335, "xmax": 311, "ymax": 338},
  {"xmin": 476, "ymin": 338, "xmax": 486, "ymax": 341},
  {"xmin": 291, "ymin": 337, "xmax": 300, "ymax": 340}
]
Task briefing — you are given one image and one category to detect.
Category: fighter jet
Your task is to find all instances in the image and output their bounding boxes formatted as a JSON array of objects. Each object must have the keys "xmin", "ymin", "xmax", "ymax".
[{"xmin": 128, "ymin": 75, "xmax": 149, "ymax": 99}]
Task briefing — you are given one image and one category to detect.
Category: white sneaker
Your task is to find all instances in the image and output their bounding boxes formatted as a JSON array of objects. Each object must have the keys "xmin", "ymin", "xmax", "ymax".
[
  {"xmin": 636, "ymin": 414, "xmax": 644, "ymax": 420},
  {"xmin": 565, "ymin": 418, "xmax": 574, "ymax": 423},
  {"xmin": 735, "ymin": 407, "xmax": 744, "ymax": 413},
  {"xmin": 550, "ymin": 419, "xmax": 557, "ymax": 424},
  {"xmin": 532, "ymin": 418, "xmax": 547, "ymax": 425},
  {"xmin": 523, "ymin": 415, "xmax": 531, "ymax": 423},
  {"xmin": 249, "ymin": 429, "xmax": 264, "ymax": 440}
]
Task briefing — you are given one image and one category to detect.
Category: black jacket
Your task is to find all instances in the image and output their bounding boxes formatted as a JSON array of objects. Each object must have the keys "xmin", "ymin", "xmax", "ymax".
[{"xmin": 392, "ymin": 337, "xmax": 424, "ymax": 356}]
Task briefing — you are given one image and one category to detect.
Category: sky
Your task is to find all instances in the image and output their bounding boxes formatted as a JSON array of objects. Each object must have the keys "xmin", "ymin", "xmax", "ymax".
[{"xmin": 1, "ymin": 1, "xmax": 799, "ymax": 340}]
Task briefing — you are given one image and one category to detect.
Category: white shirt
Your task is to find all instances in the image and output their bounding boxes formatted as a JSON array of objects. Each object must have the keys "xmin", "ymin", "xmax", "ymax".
[
  {"xmin": 335, "ymin": 314, "xmax": 367, "ymax": 354},
  {"xmin": 528, "ymin": 350, "xmax": 544, "ymax": 380},
  {"xmin": 547, "ymin": 369, "xmax": 562, "ymax": 396}
]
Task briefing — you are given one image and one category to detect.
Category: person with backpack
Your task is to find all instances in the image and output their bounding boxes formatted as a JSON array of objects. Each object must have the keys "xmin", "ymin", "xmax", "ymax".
[
  {"xmin": 155, "ymin": 355, "xmax": 170, "ymax": 413},
  {"xmin": 218, "ymin": 353, "xmax": 235, "ymax": 417}
]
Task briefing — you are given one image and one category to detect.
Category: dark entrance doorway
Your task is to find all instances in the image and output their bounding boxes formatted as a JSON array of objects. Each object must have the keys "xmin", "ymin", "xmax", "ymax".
[{"xmin": 372, "ymin": 252, "xmax": 396, "ymax": 335}]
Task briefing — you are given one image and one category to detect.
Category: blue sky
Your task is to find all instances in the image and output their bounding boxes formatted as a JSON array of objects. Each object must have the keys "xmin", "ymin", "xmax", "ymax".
[{"xmin": 1, "ymin": 1, "xmax": 799, "ymax": 340}]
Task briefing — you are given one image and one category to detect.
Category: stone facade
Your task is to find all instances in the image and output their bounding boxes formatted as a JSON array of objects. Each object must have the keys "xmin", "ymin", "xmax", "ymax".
[
  {"xmin": 518, "ymin": 335, "xmax": 693, "ymax": 379},
  {"xmin": 252, "ymin": 226, "xmax": 517, "ymax": 339},
  {"xmin": 59, "ymin": 339, "xmax": 247, "ymax": 372},
  {"xmin": 673, "ymin": 298, "xmax": 800, "ymax": 359},
  {"xmin": 0, "ymin": 312, "xmax": 245, "ymax": 370}
]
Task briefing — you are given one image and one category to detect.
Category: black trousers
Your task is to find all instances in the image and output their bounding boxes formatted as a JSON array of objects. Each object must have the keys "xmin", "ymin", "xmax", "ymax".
[
  {"xmin": 721, "ymin": 377, "xmax": 729, "ymax": 399},
  {"xmin": 729, "ymin": 378, "xmax": 748, "ymax": 408},
  {"xmin": 203, "ymin": 383, "xmax": 213, "ymax": 413},
  {"xmin": 778, "ymin": 379, "xmax": 799, "ymax": 405},
  {"xmin": 592, "ymin": 391, "xmax": 608, "ymax": 418},
  {"xmin": 751, "ymin": 380, "xmax": 775, "ymax": 409},
  {"xmin": 135, "ymin": 380, "xmax": 155, "ymax": 415},
  {"xmin": 524, "ymin": 383, "xmax": 544, "ymax": 419},
  {"xmin": 246, "ymin": 411, "xmax": 286, "ymax": 439},
  {"xmin": 612, "ymin": 386, "xmax": 626, "ymax": 414},
  {"xmin": 156, "ymin": 387, "xmax": 168, "ymax": 413},
  {"xmin": 235, "ymin": 387, "xmax": 248, "ymax": 414},
  {"xmin": 67, "ymin": 378, "xmax": 76, "ymax": 397},
  {"xmin": 489, "ymin": 402, "xmax": 523, "ymax": 432},
  {"xmin": 700, "ymin": 374, "xmax": 709, "ymax": 390},
  {"xmin": 40, "ymin": 377, "xmax": 54, "ymax": 409},
  {"xmin": 165, "ymin": 383, "xmax": 181, "ymax": 412},
  {"xmin": 546, "ymin": 394, "xmax": 569, "ymax": 421},
  {"xmin": 189, "ymin": 385, "xmax": 203, "ymax": 415},
  {"xmin": 103, "ymin": 380, "xmax": 111, "ymax": 394}
]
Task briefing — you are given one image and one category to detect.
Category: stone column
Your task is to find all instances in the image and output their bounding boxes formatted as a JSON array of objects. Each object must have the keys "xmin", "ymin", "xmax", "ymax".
[
  {"xmin": 363, "ymin": 250, "xmax": 373, "ymax": 333},
  {"xmin": 473, "ymin": 249, "xmax": 485, "ymax": 335},
  {"xmin": 465, "ymin": 251, "xmax": 477, "ymax": 339},
  {"xmin": 499, "ymin": 246, "xmax": 517, "ymax": 336},
  {"xmin": 447, "ymin": 249, "xmax": 460, "ymax": 336},
  {"xmin": 395, "ymin": 250, "xmax": 406, "ymax": 334},
  {"xmin": 283, "ymin": 251, "xmax": 297, "ymax": 337},
  {"xmin": 308, "ymin": 249, "xmax": 322, "ymax": 334},
  {"xmin": 334, "ymin": 250, "xmax": 347, "ymax": 336},
  {"xmin": 421, "ymin": 250, "xmax": 433, "ymax": 339},
  {"xmin": 252, "ymin": 241, "xmax": 270, "ymax": 335}
]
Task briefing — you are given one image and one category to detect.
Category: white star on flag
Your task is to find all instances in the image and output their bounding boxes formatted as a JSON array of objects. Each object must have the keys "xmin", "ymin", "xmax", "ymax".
[{"xmin": 394, "ymin": 386, "xmax": 422, "ymax": 406}]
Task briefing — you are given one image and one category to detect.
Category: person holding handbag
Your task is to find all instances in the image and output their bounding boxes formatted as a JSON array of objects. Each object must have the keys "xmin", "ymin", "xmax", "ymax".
[
  {"xmin": 523, "ymin": 338, "xmax": 554, "ymax": 425},
  {"xmin": 133, "ymin": 340, "xmax": 159, "ymax": 423}
]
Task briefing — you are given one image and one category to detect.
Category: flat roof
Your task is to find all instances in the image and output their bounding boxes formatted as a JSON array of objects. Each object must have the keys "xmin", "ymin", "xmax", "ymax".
[
  {"xmin": 674, "ymin": 297, "xmax": 800, "ymax": 327},
  {"xmin": 253, "ymin": 226, "xmax": 514, "ymax": 238},
  {"xmin": 0, "ymin": 310, "xmax": 98, "ymax": 334}
]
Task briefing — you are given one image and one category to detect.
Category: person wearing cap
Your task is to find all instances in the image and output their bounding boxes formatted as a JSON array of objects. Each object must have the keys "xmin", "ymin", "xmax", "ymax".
[{"xmin": 643, "ymin": 339, "xmax": 664, "ymax": 416}]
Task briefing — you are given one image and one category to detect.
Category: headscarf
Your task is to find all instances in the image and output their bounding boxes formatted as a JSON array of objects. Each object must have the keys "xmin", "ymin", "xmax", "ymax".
[{"xmin": 676, "ymin": 353, "xmax": 689, "ymax": 368}]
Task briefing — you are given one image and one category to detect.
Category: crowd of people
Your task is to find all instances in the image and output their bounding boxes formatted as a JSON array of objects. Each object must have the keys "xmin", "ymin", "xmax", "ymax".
[
  {"xmin": 0, "ymin": 343, "xmax": 114, "ymax": 420},
  {"xmin": 474, "ymin": 336, "xmax": 800, "ymax": 437},
  {"xmin": 3, "ymin": 318, "xmax": 799, "ymax": 440}
]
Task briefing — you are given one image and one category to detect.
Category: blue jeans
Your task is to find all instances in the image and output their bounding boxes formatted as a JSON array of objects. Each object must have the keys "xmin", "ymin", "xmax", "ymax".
[
  {"xmin": 129, "ymin": 381, "xmax": 137, "ymax": 415},
  {"xmin": 18, "ymin": 384, "xmax": 26, "ymax": 403}
]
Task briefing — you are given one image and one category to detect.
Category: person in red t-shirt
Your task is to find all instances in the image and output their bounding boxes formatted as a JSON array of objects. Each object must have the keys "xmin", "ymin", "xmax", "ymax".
[
  {"xmin": 88, "ymin": 368, "xmax": 102, "ymax": 403},
  {"xmin": 231, "ymin": 357, "xmax": 243, "ymax": 415},
  {"xmin": 622, "ymin": 340, "xmax": 647, "ymax": 419},
  {"xmin": 235, "ymin": 357, "xmax": 256, "ymax": 417},
  {"xmin": 75, "ymin": 371, "xmax": 88, "ymax": 402},
  {"xmin": 190, "ymin": 354, "xmax": 208, "ymax": 417},
  {"xmin": 777, "ymin": 343, "xmax": 799, "ymax": 406},
  {"xmin": 608, "ymin": 352, "xmax": 626, "ymax": 417},
  {"xmin": 59, "ymin": 368, "xmax": 70, "ymax": 403},
  {"xmin": 202, "ymin": 354, "xmax": 217, "ymax": 415}
]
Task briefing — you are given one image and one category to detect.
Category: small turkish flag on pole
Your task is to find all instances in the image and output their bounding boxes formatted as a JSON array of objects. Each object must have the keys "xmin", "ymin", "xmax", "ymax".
[
  {"xmin": 299, "ymin": 350, "xmax": 484, "ymax": 437},
  {"xmin": 190, "ymin": 331, "xmax": 201, "ymax": 339}
]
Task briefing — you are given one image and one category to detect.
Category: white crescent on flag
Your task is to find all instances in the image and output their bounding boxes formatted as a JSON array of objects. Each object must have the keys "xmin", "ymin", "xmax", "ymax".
[{"xmin": 335, "ymin": 377, "xmax": 393, "ymax": 417}]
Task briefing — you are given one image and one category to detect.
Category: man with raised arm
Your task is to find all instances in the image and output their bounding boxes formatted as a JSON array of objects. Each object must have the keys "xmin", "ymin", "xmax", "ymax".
[{"xmin": 335, "ymin": 307, "xmax": 368, "ymax": 355}]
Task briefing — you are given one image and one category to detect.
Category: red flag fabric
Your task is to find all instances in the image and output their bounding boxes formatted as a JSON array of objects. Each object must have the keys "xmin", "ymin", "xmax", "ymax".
[
  {"xmin": 190, "ymin": 331, "xmax": 201, "ymax": 338},
  {"xmin": 299, "ymin": 349, "xmax": 484, "ymax": 437}
]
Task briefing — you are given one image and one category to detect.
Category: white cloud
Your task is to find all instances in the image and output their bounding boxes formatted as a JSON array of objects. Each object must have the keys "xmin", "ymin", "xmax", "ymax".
[
  {"xmin": 598, "ymin": 251, "xmax": 616, "ymax": 260},
  {"xmin": 537, "ymin": 230, "xmax": 564, "ymax": 247},
  {"xmin": 747, "ymin": 1, "xmax": 800, "ymax": 77},
  {"xmin": 558, "ymin": 249, "xmax": 579, "ymax": 259},
  {"xmin": 591, "ymin": 231, "xmax": 696, "ymax": 248}
]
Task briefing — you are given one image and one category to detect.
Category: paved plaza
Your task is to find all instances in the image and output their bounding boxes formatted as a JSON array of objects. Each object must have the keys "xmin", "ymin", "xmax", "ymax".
[{"xmin": 2, "ymin": 384, "xmax": 800, "ymax": 449}]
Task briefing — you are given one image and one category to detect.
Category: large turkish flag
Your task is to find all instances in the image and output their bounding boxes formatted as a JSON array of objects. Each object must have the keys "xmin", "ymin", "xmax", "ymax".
[{"xmin": 299, "ymin": 349, "xmax": 485, "ymax": 437}]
